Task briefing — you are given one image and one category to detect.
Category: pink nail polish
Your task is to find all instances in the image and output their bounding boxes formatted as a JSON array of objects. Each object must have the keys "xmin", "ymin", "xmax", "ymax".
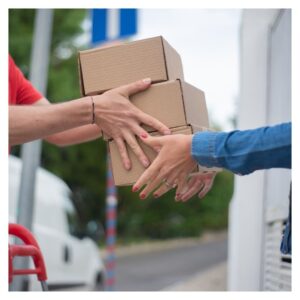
[
  {"xmin": 132, "ymin": 186, "xmax": 138, "ymax": 192},
  {"xmin": 140, "ymin": 193, "xmax": 146, "ymax": 199},
  {"xmin": 140, "ymin": 133, "xmax": 148, "ymax": 139},
  {"xmin": 154, "ymin": 193, "xmax": 159, "ymax": 198},
  {"xmin": 143, "ymin": 160, "xmax": 149, "ymax": 167}
]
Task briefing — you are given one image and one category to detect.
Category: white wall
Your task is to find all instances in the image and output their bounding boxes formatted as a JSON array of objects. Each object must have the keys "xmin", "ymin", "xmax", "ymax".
[{"xmin": 227, "ymin": 9, "xmax": 290, "ymax": 291}]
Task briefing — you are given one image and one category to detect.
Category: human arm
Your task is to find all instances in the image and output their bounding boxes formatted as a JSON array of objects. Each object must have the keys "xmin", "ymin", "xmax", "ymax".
[
  {"xmin": 133, "ymin": 122, "xmax": 291, "ymax": 199},
  {"xmin": 191, "ymin": 122, "xmax": 291, "ymax": 175},
  {"xmin": 9, "ymin": 78, "xmax": 171, "ymax": 169},
  {"xmin": 33, "ymin": 98, "xmax": 102, "ymax": 147},
  {"xmin": 9, "ymin": 97, "xmax": 94, "ymax": 146}
]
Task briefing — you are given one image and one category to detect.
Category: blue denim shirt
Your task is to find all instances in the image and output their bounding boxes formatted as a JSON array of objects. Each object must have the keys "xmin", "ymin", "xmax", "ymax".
[{"xmin": 191, "ymin": 122, "xmax": 291, "ymax": 254}]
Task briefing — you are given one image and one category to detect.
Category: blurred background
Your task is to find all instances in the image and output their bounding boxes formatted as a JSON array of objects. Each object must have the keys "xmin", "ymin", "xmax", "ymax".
[{"xmin": 9, "ymin": 8, "xmax": 291, "ymax": 292}]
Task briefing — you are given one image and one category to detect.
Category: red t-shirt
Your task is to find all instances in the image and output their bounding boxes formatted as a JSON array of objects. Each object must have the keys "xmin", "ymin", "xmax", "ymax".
[{"xmin": 9, "ymin": 55, "xmax": 43, "ymax": 105}]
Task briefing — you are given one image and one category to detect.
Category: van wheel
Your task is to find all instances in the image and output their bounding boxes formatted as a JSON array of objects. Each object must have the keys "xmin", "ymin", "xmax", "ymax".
[{"xmin": 93, "ymin": 272, "xmax": 104, "ymax": 291}]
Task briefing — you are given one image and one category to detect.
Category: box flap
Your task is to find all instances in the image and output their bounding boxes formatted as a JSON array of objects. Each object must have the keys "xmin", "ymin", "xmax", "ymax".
[
  {"xmin": 162, "ymin": 38, "xmax": 184, "ymax": 81},
  {"xmin": 180, "ymin": 81, "xmax": 209, "ymax": 128}
]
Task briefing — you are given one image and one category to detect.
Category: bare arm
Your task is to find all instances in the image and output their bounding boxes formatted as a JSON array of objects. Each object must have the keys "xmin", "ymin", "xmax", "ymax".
[
  {"xmin": 34, "ymin": 98, "xmax": 102, "ymax": 147},
  {"xmin": 9, "ymin": 79, "xmax": 170, "ymax": 169},
  {"xmin": 9, "ymin": 97, "xmax": 93, "ymax": 146}
]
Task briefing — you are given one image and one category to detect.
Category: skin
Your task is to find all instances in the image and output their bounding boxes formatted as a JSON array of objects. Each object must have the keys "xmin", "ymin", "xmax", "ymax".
[
  {"xmin": 132, "ymin": 133, "xmax": 216, "ymax": 201},
  {"xmin": 153, "ymin": 171, "xmax": 216, "ymax": 201},
  {"xmin": 9, "ymin": 78, "xmax": 171, "ymax": 170}
]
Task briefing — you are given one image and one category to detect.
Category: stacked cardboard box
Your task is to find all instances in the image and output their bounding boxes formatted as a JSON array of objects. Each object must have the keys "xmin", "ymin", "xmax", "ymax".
[{"xmin": 78, "ymin": 36, "xmax": 219, "ymax": 186}]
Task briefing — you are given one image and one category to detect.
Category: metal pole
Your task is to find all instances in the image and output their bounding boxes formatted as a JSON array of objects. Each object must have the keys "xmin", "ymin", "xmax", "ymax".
[
  {"xmin": 105, "ymin": 154, "xmax": 118, "ymax": 291},
  {"xmin": 11, "ymin": 9, "xmax": 53, "ymax": 291}
]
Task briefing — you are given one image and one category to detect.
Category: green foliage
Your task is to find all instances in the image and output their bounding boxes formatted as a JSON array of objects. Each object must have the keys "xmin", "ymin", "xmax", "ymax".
[
  {"xmin": 9, "ymin": 9, "xmax": 234, "ymax": 242},
  {"xmin": 117, "ymin": 171, "xmax": 233, "ymax": 240}
]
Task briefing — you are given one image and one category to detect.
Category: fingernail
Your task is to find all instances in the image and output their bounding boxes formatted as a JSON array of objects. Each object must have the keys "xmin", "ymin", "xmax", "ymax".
[
  {"xmin": 154, "ymin": 193, "xmax": 159, "ymax": 198},
  {"xmin": 140, "ymin": 193, "xmax": 146, "ymax": 199},
  {"xmin": 132, "ymin": 186, "xmax": 138, "ymax": 192},
  {"xmin": 140, "ymin": 133, "xmax": 148, "ymax": 139},
  {"xmin": 164, "ymin": 130, "xmax": 171, "ymax": 135},
  {"xmin": 125, "ymin": 162, "xmax": 131, "ymax": 170},
  {"xmin": 142, "ymin": 78, "xmax": 151, "ymax": 84},
  {"xmin": 143, "ymin": 159, "xmax": 150, "ymax": 167}
]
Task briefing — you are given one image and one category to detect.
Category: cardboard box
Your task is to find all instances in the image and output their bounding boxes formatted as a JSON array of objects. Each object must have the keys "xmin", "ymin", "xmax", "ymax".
[
  {"xmin": 78, "ymin": 36, "xmax": 184, "ymax": 96},
  {"xmin": 103, "ymin": 79, "xmax": 209, "ymax": 140}
]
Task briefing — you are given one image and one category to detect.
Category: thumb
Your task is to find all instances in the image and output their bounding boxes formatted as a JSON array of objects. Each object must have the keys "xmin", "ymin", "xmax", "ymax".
[{"xmin": 116, "ymin": 78, "xmax": 151, "ymax": 97}]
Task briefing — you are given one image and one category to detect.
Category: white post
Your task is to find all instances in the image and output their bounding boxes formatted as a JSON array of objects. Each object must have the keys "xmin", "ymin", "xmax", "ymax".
[
  {"xmin": 227, "ymin": 9, "xmax": 279, "ymax": 291},
  {"xmin": 12, "ymin": 9, "xmax": 53, "ymax": 291}
]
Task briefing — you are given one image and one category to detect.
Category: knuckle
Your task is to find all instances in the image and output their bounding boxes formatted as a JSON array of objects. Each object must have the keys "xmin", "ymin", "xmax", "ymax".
[
  {"xmin": 123, "ymin": 110, "xmax": 135, "ymax": 118},
  {"xmin": 128, "ymin": 141, "xmax": 138, "ymax": 151}
]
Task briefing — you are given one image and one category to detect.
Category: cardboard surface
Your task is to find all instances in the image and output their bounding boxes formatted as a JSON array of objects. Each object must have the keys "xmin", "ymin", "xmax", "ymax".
[
  {"xmin": 110, "ymin": 125, "xmax": 199, "ymax": 186},
  {"xmin": 103, "ymin": 80, "xmax": 209, "ymax": 140},
  {"xmin": 78, "ymin": 36, "xmax": 184, "ymax": 95}
]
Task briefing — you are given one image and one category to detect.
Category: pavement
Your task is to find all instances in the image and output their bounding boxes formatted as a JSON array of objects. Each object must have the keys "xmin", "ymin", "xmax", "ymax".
[
  {"xmin": 102, "ymin": 230, "xmax": 228, "ymax": 258},
  {"xmin": 102, "ymin": 230, "xmax": 228, "ymax": 291},
  {"xmin": 163, "ymin": 261, "xmax": 227, "ymax": 291}
]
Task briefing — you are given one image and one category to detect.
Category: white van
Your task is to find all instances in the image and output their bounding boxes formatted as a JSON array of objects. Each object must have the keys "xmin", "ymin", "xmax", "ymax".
[{"xmin": 9, "ymin": 155, "xmax": 105, "ymax": 291}]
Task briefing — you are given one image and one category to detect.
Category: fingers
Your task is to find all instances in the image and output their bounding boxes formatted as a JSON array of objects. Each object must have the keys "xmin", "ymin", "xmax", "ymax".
[
  {"xmin": 152, "ymin": 172, "xmax": 179, "ymax": 198},
  {"xmin": 179, "ymin": 175, "xmax": 199, "ymax": 199},
  {"xmin": 175, "ymin": 175, "xmax": 188, "ymax": 201},
  {"xmin": 133, "ymin": 157, "xmax": 161, "ymax": 193},
  {"xmin": 115, "ymin": 137, "xmax": 131, "ymax": 170},
  {"xmin": 198, "ymin": 176, "xmax": 215, "ymax": 199},
  {"xmin": 122, "ymin": 130, "xmax": 150, "ymax": 168},
  {"xmin": 116, "ymin": 78, "xmax": 152, "ymax": 97},
  {"xmin": 139, "ymin": 133, "xmax": 164, "ymax": 151},
  {"xmin": 181, "ymin": 179, "xmax": 205, "ymax": 202},
  {"xmin": 153, "ymin": 183, "xmax": 172, "ymax": 198},
  {"xmin": 139, "ymin": 173, "xmax": 163, "ymax": 199},
  {"xmin": 138, "ymin": 111, "xmax": 171, "ymax": 136}
]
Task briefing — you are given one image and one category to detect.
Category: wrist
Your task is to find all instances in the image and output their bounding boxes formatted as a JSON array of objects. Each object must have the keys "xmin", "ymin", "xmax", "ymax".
[
  {"xmin": 90, "ymin": 96, "xmax": 95, "ymax": 124},
  {"xmin": 73, "ymin": 97, "xmax": 94, "ymax": 126}
]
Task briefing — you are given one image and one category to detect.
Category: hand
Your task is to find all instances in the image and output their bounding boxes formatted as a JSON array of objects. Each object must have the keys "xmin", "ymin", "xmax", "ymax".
[
  {"xmin": 93, "ymin": 78, "xmax": 171, "ymax": 170},
  {"xmin": 151, "ymin": 171, "xmax": 216, "ymax": 201},
  {"xmin": 176, "ymin": 171, "xmax": 216, "ymax": 201},
  {"xmin": 132, "ymin": 133, "xmax": 198, "ymax": 199}
]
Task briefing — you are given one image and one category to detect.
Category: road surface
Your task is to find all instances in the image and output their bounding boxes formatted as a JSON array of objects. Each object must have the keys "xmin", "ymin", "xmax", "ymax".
[{"xmin": 115, "ymin": 237, "xmax": 227, "ymax": 291}]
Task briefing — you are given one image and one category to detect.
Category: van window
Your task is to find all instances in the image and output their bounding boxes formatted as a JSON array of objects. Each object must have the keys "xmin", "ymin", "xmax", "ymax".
[{"xmin": 63, "ymin": 195, "xmax": 82, "ymax": 238}]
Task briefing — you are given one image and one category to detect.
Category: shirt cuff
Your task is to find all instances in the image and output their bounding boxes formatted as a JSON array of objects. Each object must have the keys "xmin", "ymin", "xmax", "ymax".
[{"xmin": 191, "ymin": 131, "xmax": 222, "ymax": 168}]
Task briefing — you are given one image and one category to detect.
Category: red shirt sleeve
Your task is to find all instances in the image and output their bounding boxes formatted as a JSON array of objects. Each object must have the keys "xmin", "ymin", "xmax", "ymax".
[{"xmin": 9, "ymin": 55, "xmax": 43, "ymax": 105}]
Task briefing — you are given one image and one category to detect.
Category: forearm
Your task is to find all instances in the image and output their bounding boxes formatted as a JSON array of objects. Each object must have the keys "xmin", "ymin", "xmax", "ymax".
[
  {"xmin": 45, "ymin": 124, "xmax": 102, "ymax": 147},
  {"xmin": 9, "ymin": 97, "xmax": 93, "ymax": 146},
  {"xmin": 191, "ymin": 123, "xmax": 291, "ymax": 175}
]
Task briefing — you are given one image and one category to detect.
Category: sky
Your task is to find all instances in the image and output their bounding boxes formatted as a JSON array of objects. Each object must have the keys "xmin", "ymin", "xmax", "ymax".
[{"xmin": 136, "ymin": 9, "xmax": 241, "ymax": 131}]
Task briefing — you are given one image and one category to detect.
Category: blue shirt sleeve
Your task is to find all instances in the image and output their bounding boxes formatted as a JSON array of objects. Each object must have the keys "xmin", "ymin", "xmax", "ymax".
[{"xmin": 191, "ymin": 122, "xmax": 291, "ymax": 175}]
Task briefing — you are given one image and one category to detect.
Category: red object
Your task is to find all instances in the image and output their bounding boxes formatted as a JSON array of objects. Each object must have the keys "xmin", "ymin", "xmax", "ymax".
[
  {"xmin": 9, "ymin": 55, "xmax": 43, "ymax": 105},
  {"xmin": 8, "ymin": 223, "xmax": 47, "ymax": 284}
]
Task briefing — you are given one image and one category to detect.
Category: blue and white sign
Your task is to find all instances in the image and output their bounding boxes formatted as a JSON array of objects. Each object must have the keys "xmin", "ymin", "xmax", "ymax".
[{"xmin": 92, "ymin": 9, "xmax": 137, "ymax": 45}]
